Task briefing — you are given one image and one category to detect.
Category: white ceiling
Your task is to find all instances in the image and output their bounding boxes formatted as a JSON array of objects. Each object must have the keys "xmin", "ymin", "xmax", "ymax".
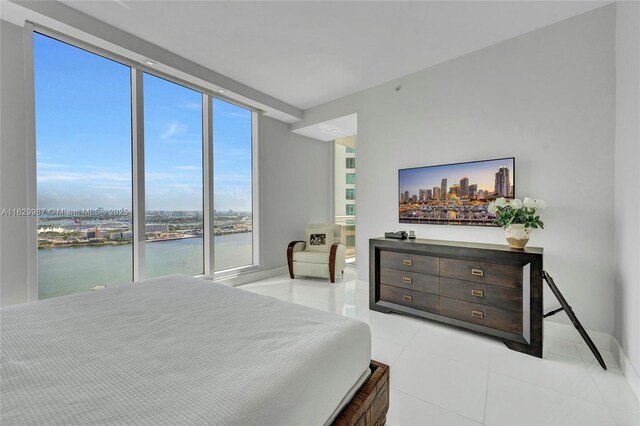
[
  {"xmin": 293, "ymin": 113, "xmax": 358, "ymax": 142},
  {"xmin": 46, "ymin": 1, "xmax": 609, "ymax": 110}
]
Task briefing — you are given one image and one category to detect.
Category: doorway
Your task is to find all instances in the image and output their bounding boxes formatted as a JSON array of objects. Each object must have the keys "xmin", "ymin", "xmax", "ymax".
[{"xmin": 334, "ymin": 136, "xmax": 356, "ymax": 264}]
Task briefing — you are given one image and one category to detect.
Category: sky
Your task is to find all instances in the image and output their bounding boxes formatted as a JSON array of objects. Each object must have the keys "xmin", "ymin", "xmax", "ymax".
[
  {"xmin": 34, "ymin": 32, "xmax": 252, "ymax": 212},
  {"xmin": 399, "ymin": 158, "xmax": 514, "ymax": 198}
]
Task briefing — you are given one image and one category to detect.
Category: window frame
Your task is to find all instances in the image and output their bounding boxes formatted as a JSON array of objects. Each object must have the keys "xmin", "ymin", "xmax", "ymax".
[
  {"xmin": 346, "ymin": 157, "xmax": 356, "ymax": 169},
  {"xmin": 28, "ymin": 25, "xmax": 260, "ymax": 299},
  {"xmin": 345, "ymin": 188, "xmax": 355, "ymax": 200}
]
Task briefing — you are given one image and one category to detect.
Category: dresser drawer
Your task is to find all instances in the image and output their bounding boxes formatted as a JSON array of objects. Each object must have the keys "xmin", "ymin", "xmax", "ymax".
[
  {"xmin": 380, "ymin": 285, "xmax": 440, "ymax": 313},
  {"xmin": 380, "ymin": 268, "xmax": 439, "ymax": 294},
  {"xmin": 439, "ymin": 277, "xmax": 522, "ymax": 312},
  {"xmin": 440, "ymin": 297, "xmax": 522, "ymax": 334},
  {"xmin": 439, "ymin": 258, "xmax": 522, "ymax": 288},
  {"xmin": 380, "ymin": 251, "xmax": 439, "ymax": 275}
]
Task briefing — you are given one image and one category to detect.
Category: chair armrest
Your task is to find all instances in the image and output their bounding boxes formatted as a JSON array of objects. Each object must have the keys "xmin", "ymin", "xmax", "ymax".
[
  {"xmin": 287, "ymin": 241, "xmax": 306, "ymax": 279},
  {"xmin": 288, "ymin": 240, "xmax": 306, "ymax": 253},
  {"xmin": 329, "ymin": 243, "xmax": 345, "ymax": 283}
]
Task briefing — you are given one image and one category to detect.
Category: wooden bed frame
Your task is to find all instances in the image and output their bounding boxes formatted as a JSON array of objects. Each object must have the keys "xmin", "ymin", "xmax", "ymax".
[{"xmin": 332, "ymin": 360, "xmax": 390, "ymax": 426}]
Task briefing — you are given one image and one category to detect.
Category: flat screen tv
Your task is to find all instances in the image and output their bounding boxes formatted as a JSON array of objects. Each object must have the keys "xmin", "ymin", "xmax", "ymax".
[{"xmin": 399, "ymin": 157, "xmax": 515, "ymax": 226}]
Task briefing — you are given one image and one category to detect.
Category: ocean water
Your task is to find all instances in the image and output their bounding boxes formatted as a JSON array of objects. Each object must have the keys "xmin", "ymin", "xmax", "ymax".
[{"xmin": 38, "ymin": 233, "xmax": 252, "ymax": 299}]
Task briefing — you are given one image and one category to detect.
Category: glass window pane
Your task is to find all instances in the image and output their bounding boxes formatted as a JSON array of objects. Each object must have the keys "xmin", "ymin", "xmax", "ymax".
[
  {"xmin": 346, "ymin": 158, "xmax": 355, "ymax": 169},
  {"xmin": 346, "ymin": 188, "xmax": 355, "ymax": 200},
  {"xmin": 213, "ymin": 99, "xmax": 253, "ymax": 271},
  {"xmin": 346, "ymin": 173, "xmax": 356, "ymax": 185},
  {"xmin": 34, "ymin": 33, "xmax": 133, "ymax": 299},
  {"xmin": 143, "ymin": 73, "xmax": 203, "ymax": 278}
]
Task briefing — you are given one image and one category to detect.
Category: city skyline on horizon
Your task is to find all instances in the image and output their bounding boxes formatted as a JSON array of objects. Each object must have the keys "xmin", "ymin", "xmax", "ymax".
[{"xmin": 399, "ymin": 158, "xmax": 514, "ymax": 200}]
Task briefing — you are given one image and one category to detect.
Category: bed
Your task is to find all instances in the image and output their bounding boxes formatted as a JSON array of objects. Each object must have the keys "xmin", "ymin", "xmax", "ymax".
[{"xmin": 0, "ymin": 275, "xmax": 389, "ymax": 425}]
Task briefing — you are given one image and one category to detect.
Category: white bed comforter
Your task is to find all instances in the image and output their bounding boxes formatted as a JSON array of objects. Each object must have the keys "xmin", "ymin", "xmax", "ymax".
[{"xmin": 0, "ymin": 275, "xmax": 371, "ymax": 425}]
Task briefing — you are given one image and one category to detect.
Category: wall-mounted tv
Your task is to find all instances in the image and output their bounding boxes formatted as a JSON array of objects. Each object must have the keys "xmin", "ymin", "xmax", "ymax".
[{"xmin": 399, "ymin": 157, "xmax": 515, "ymax": 226}]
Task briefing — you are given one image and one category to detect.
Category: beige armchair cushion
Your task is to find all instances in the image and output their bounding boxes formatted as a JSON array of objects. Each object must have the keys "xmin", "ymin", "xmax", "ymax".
[
  {"xmin": 305, "ymin": 225, "xmax": 335, "ymax": 252},
  {"xmin": 293, "ymin": 251, "xmax": 330, "ymax": 264}
]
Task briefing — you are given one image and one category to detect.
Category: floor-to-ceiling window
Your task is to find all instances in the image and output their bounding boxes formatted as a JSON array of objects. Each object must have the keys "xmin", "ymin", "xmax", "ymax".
[
  {"xmin": 34, "ymin": 33, "xmax": 133, "ymax": 299},
  {"xmin": 34, "ymin": 32, "xmax": 257, "ymax": 297},
  {"xmin": 143, "ymin": 74, "xmax": 204, "ymax": 278},
  {"xmin": 213, "ymin": 99, "xmax": 253, "ymax": 271}
]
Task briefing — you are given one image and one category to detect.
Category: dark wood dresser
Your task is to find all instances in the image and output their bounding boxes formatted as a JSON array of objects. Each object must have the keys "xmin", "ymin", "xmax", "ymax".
[{"xmin": 369, "ymin": 238, "xmax": 543, "ymax": 357}]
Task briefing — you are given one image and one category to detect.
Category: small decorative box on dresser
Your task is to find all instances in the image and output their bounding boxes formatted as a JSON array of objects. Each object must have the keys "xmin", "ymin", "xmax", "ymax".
[{"xmin": 369, "ymin": 238, "xmax": 544, "ymax": 357}]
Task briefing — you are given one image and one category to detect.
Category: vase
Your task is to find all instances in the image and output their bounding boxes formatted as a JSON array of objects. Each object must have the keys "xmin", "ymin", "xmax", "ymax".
[{"xmin": 504, "ymin": 224, "xmax": 530, "ymax": 249}]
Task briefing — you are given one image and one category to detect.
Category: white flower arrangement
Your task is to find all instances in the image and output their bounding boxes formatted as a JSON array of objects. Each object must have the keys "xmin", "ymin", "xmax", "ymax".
[{"xmin": 488, "ymin": 197, "xmax": 547, "ymax": 229}]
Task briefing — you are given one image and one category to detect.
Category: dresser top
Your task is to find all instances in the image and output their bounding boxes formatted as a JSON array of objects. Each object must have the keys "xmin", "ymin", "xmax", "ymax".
[{"xmin": 371, "ymin": 237, "xmax": 543, "ymax": 255}]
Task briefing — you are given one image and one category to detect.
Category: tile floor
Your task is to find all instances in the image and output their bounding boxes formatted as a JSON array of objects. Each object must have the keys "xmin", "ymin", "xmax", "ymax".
[{"xmin": 240, "ymin": 266, "xmax": 640, "ymax": 426}]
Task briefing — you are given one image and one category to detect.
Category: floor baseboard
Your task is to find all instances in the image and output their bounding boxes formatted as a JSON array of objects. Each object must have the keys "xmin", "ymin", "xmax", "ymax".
[
  {"xmin": 543, "ymin": 320, "xmax": 612, "ymax": 349},
  {"xmin": 544, "ymin": 320, "xmax": 639, "ymax": 402},
  {"xmin": 611, "ymin": 336, "xmax": 640, "ymax": 402},
  {"xmin": 214, "ymin": 266, "xmax": 288, "ymax": 287}
]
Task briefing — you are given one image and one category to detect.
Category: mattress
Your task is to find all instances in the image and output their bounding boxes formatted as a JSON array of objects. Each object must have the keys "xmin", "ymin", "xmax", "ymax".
[{"xmin": 0, "ymin": 275, "xmax": 371, "ymax": 425}]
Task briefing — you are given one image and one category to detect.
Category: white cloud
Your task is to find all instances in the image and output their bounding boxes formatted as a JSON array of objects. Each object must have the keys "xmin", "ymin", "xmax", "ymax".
[
  {"xmin": 160, "ymin": 120, "xmax": 187, "ymax": 139},
  {"xmin": 37, "ymin": 170, "xmax": 131, "ymax": 182},
  {"xmin": 37, "ymin": 163, "xmax": 69, "ymax": 169},
  {"xmin": 178, "ymin": 100, "xmax": 202, "ymax": 111},
  {"xmin": 174, "ymin": 165, "xmax": 200, "ymax": 171}
]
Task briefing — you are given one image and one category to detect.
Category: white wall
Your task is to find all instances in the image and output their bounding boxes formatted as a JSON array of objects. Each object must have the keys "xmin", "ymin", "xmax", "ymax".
[
  {"xmin": 0, "ymin": 18, "xmax": 332, "ymax": 304},
  {"xmin": 0, "ymin": 20, "xmax": 31, "ymax": 306},
  {"xmin": 294, "ymin": 5, "xmax": 617, "ymax": 334},
  {"xmin": 334, "ymin": 144, "xmax": 348, "ymax": 216},
  {"xmin": 614, "ymin": 1, "xmax": 640, "ymax": 376},
  {"xmin": 259, "ymin": 116, "xmax": 332, "ymax": 270}
]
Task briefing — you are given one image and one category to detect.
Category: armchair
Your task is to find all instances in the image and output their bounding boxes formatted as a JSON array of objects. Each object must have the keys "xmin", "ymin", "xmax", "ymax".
[{"xmin": 287, "ymin": 224, "xmax": 346, "ymax": 283}]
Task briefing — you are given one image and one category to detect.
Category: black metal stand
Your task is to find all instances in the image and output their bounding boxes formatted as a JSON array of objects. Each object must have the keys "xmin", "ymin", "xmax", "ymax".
[{"xmin": 543, "ymin": 271, "xmax": 607, "ymax": 370}]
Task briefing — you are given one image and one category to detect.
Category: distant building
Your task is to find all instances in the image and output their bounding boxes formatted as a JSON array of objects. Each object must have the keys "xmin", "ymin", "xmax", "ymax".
[
  {"xmin": 449, "ymin": 184, "xmax": 459, "ymax": 198},
  {"xmin": 109, "ymin": 231, "xmax": 132, "ymax": 240},
  {"xmin": 404, "ymin": 191, "xmax": 409, "ymax": 203},
  {"xmin": 419, "ymin": 189, "xmax": 428, "ymax": 202},
  {"xmin": 433, "ymin": 186, "xmax": 441, "ymax": 200},
  {"xmin": 477, "ymin": 190, "xmax": 487, "ymax": 200},
  {"xmin": 460, "ymin": 177, "xmax": 469, "ymax": 198},
  {"xmin": 469, "ymin": 184, "xmax": 478, "ymax": 198},
  {"xmin": 145, "ymin": 224, "xmax": 169, "ymax": 233},
  {"xmin": 334, "ymin": 137, "xmax": 356, "ymax": 261},
  {"xmin": 440, "ymin": 178, "xmax": 448, "ymax": 200},
  {"xmin": 426, "ymin": 189, "xmax": 432, "ymax": 200},
  {"xmin": 400, "ymin": 192, "xmax": 405, "ymax": 203},
  {"xmin": 494, "ymin": 167, "xmax": 511, "ymax": 197},
  {"xmin": 80, "ymin": 229, "xmax": 102, "ymax": 239}
]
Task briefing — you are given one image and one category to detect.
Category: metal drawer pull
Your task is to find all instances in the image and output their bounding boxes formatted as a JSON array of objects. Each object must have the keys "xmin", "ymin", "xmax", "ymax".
[
  {"xmin": 402, "ymin": 277, "xmax": 412, "ymax": 284},
  {"xmin": 471, "ymin": 268, "xmax": 484, "ymax": 276},
  {"xmin": 471, "ymin": 289, "xmax": 484, "ymax": 298},
  {"xmin": 402, "ymin": 259, "xmax": 413, "ymax": 266},
  {"xmin": 403, "ymin": 295, "xmax": 413, "ymax": 302},
  {"xmin": 471, "ymin": 310, "xmax": 484, "ymax": 318}
]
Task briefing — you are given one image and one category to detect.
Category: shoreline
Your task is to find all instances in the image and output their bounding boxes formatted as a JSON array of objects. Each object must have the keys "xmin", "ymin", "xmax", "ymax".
[{"xmin": 38, "ymin": 231, "xmax": 251, "ymax": 249}]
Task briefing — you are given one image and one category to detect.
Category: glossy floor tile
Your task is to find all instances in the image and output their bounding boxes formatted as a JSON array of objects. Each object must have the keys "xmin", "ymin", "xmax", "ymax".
[{"xmin": 240, "ymin": 267, "xmax": 640, "ymax": 425}]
